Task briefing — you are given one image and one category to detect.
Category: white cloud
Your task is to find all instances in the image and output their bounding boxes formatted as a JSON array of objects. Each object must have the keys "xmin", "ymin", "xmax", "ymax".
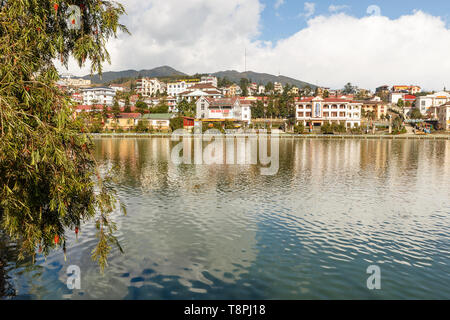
[
  {"xmin": 274, "ymin": 0, "xmax": 284, "ymax": 10},
  {"xmin": 57, "ymin": 1, "xmax": 450, "ymax": 91},
  {"xmin": 328, "ymin": 4, "xmax": 350, "ymax": 13},
  {"xmin": 301, "ymin": 2, "xmax": 316, "ymax": 18}
]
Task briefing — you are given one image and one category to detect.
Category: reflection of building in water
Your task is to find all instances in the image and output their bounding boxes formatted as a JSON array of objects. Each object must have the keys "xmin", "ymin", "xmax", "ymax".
[{"xmin": 292, "ymin": 139, "xmax": 361, "ymax": 180}]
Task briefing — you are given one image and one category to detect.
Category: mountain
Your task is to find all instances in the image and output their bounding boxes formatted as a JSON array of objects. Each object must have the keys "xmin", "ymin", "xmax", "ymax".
[
  {"xmin": 79, "ymin": 65, "xmax": 316, "ymax": 89},
  {"xmin": 211, "ymin": 70, "xmax": 317, "ymax": 89},
  {"xmin": 81, "ymin": 66, "xmax": 187, "ymax": 84}
]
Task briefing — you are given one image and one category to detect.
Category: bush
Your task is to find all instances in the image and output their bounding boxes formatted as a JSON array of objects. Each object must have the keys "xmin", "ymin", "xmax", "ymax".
[
  {"xmin": 170, "ymin": 116, "xmax": 184, "ymax": 132},
  {"xmin": 294, "ymin": 123, "xmax": 305, "ymax": 134},
  {"xmin": 321, "ymin": 122, "xmax": 333, "ymax": 134}
]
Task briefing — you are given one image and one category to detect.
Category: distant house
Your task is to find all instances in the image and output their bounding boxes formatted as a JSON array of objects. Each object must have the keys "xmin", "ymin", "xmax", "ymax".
[
  {"xmin": 296, "ymin": 96, "xmax": 362, "ymax": 129},
  {"xmin": 82, "ymin": 87, "xmax": 116, "ymax": 106},
  {"xmin": 141, "ymin": 113, "xmax": 173, "ymax": 130},
  {"xmin": 437, "ymin": 102, "xmax": 450, "ymax": 130},
  {"xmin": 136, "ymin": 78, "xmax": 166, "ymax": 97},
  {"xmin": 355, "ymin": 99, "xmax": 388, "ymax": 119},
  {"xmin": 180, "ymin": 85, "xmax": 223, "ymax": 103},
  {"xmin": 195, "ymin": 97, "xmax": 250, "ymax": 124},
  {"xmin": 105, "ymin": 113, "xmax": 141, "ymax": 130},
  {"xmin": 415, "ymin": 91, "xmax": 450, "ymax": 115},
  {"xmin": 183, "ymin": 117, "xmax": 195, "ymax": 130},
  {"xmin": 392, "ymin": 85, "xmax": 421, "ymax": 94}
]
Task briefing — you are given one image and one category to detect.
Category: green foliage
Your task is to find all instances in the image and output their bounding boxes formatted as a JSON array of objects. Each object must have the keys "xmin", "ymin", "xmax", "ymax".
[
  {"xmin": 321, "ymin": 122, "xmax": 334, "ymax": 134},
  {"xmin": 410, "ymin": 108, "xmax": 422, "ymax": 119},
  {"xmin": 177, "ymin": 99, "xmax": 196, "ymax": 117},
  {"xmin": 135, "ymin": 101, "xmax": 148, "ymax": 113},
  {"xmin": 149, "ymin": 99, "xmax": 169, "ymax": 113},
  {"xmin": 240, "ymin": 78, "xmax": 249, "ymax": 96},
  {"xmin": 0, "ymin": 0, "xmax": 129, "ymax": 272},
  {"xmin": 135, "ymin": 120, "xmax": 150, "ymax": 132},
  {"xmin": 169, "ymin": 116, "xmax": 184, "ymax": 132},
  {"xmin": 218, "ymin": 77, "xmax": 234, "ymax": 88},
  {"xmin": 321, "ymin": 122, "xmax": 347, "ymax": 134},
  {"xmin": 251, "ymin": 100, "xmax": 265, "ymax": 119},
  {"xmin": 294, "ymin": 123, "xmax": 305, "ymax": 134}
]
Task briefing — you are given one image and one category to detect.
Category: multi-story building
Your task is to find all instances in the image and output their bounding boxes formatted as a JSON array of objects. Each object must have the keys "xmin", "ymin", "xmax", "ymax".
[
  {"xmin": 289, "ymin": 87, "xmax": 299, "ymax": 96},
  {"xmin": 200, "ymin": 76, "xmax": 218, "ymax": 88},
  {"xmin": 415, "ymin": 91, "xmax": 450, "ymax": 115},
  {"xmin": 196, "ymin": 97, "xmax": 250, "ymax": 124},
  {"xmin": 356, "ymin": 99, "xmax": 388, "ymax": 119},
  {"xmin": 247, "ymin": 83, "xmax": 258, "ymax": 96},
  {"xmin": 295, "ymin": 96, "xmax": 361, "ymax": 128},
  {"xmin": 60, "ymin": 75, "xmax": 91, "ymax": 88},
  {"xmin": 258, "ymin": 85, "xmax": 265, "ymax": 95},
  {"xmin": 389, "ymin": 92, "xmax": 406, "ymax": 104},
  {"xmin": 180, "ymin": 83, "xmax": 223, "ymax": 102},
  {"xmin": 437, "ymin": 102, "xmax": 450, "ymax": 130},
  {"xmin": 392, "ymin": 85, "xmax": 421, "ymax": 94},
  {"xmin": 136, "ymin": 78, "xmax": 166, "ymax": 97},
  {"xmin": 274, "ymin": 82, "xmax": 283, "ymax": 94},
  {"xmin": 224, "ymin": 84, "xmax": 242, "ymax": 97},
  {"xmin": 81, "ymin": 87, "xmax": 116, "ymax": 106},
  {"xmin": 375, "ymin": 85, "xmax": 390, "ymax": 94},
  {"xmin": 166, "ymin": 80, "xmax": 200, "ymax": 97}
]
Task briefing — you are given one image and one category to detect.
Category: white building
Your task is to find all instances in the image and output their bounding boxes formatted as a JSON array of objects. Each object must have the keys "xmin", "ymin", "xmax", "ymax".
[
  {"xmin": 389, "ymin": 92, "xmax": 405, "ymax": 104},
  {"xmin": 136, "ymin": 78, "xmax": 166, "ymax": 97},
  {"xmin": 167, "ymin": 81, "xmax": 196, "ymax": 97},
  {"xmin": 415, "ymin": 91, "xmax": 450, "ymax": 115},
  {"xmin": 196, "ymin": 97, "xmax": 250, "ymax": 124},
  {"xmin": 438, "ymin": 102, "xmax": 450, "ymax": 130},
  {"xmin": 295, "ymin": 96, "xmax": 361, "ymax": 128},
  {"xmin": 274, "ymin": 82, "xmax": 283, "ymax": 94},
  {"xmin": 200, "ymin": 76, "xmax": 218, "ymax": 88},
  {"xmin": 181, "ymin": 89, "xmax": 223, "ymax": 103},
  {"xmin": 258, "ymin": 85, "xmax": 265, "ymax": 95},
  {"xmin": 81, "ymin": 87, "xmax": 115, "ymax": 106}
]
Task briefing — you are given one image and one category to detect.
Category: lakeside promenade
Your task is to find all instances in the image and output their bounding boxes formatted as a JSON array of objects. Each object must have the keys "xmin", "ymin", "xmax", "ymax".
[{"xmin": 90, "ymin": 133, "xmax": 450, "ymax": 140}]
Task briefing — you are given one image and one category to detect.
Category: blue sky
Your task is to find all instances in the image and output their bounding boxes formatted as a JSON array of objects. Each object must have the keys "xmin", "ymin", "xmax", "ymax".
[
  {"xmin": 60, "ymin": 0, "xmax": 450, "ymax": 90},
  {"xmin": 259, "ymin": 0, "xmax": 450, "ymax": 42}
]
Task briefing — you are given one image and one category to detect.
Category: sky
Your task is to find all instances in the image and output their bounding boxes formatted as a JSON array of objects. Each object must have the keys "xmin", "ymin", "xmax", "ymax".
[{"xmin": 57, "ymin": 0, "xmax": 450, "ymax": 91}]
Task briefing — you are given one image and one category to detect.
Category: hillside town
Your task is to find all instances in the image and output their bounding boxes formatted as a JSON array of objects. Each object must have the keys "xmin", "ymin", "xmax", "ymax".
[{"xmin": 58, "ymin": 74, "xmax": 450, "ymax": 134}]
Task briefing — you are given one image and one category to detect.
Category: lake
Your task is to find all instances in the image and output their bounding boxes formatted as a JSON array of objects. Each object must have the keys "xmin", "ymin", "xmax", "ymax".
[{"xmin": 2, "ymin": 137, "xmax": 450, "ymax": 299}]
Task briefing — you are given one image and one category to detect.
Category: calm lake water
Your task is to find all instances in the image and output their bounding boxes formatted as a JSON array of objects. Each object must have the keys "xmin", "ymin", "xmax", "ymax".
[{"xmin": 2, "ymin": 137, "xmax": 450, "ymax": 299}]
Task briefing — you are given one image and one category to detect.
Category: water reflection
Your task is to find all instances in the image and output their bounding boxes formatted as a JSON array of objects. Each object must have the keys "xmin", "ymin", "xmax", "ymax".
[{"xmin": 2, "ymin": 138, "xmax": 450, "ymax": 299}]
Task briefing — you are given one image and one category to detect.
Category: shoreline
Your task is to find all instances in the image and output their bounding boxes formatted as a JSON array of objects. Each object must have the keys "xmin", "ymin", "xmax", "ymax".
[{"xmin": 89, "ymin": 133, "xmax": 450, "ymax": 140}]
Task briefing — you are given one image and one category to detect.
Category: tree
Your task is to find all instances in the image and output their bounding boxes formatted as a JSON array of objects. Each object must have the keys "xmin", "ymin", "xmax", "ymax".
[
  {"xmin": 410, "ymin": 108, "xmax": 423, "ymax": 119},
  {"xmin": 150, "ymin": 99, "xmax": 169, "ymax": 113},
  {"xmin": 0, "ymin": 1, "xmax": 129, "ymax": 271},
  {"xmin": 240, "ymin": 78, "xmax": 249, "ymax": 96},
  {"xmin": 343, "ymin": 82, "xmax": 355, "ymax": 95},
  {"xmin": 177, "ymin": 99, "xmax": 196, "ymax": 117},
  {"xmin": 251, "ymin": 100, "xmax": 265, "ymax": 119},
  {"xmin": 265, "ymin": 82, "xmax": 274, "ymax": 92},
  {"xmin": 112, "ymin": 100, "xmax": 121, "ymax": 118},
  {"xmin": 170, "ymin": 116, "xmax": 184, "ymax": 131},
  {"xmin": 136, "ymin": 101, "xmax": 148, "ymax": 114}
]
